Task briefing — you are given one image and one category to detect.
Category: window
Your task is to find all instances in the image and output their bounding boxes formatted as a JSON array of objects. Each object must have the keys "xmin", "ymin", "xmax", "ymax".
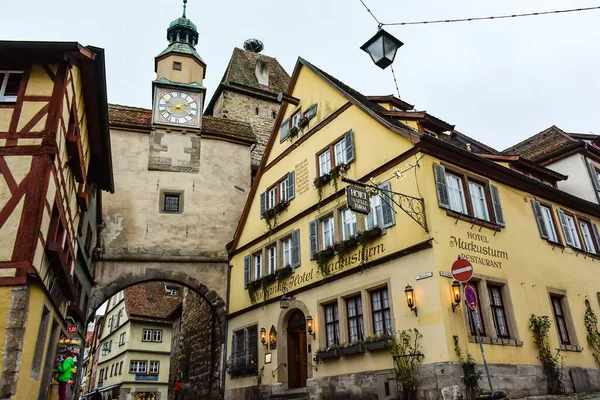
[
  {"xmin": 272, "ymin": 110, "xmax": 277, "ymax": 119},
  {"xmin": 341, "ymin": 209, "xmax": 357, "ymax": 240},
  {"xmin": 230, "ymin": 326, "xmax": 258, "ymax": 377},
  {"xmin": 99, "ymin": 368, "xmax": 104, "ymax": 381},
  {"xmin": 253, "ymin": 253, "xmax": 262, "ymax": 280},
  {"xmin": 317, "ymin": 131, "xmax": 355, "ymax": 176},
  {"xmin": 149, "ymin": 361, "xmax": 160, "ymax": 374},
  {"xmin": 304, "ymin": 104, "xmax": 317, "ymax": 120},
  {"xmin": 551, "ymin": 295, "xmax": 571, "ymax": 345},
  {"xmin": 268, "ymin": 187, "xmax": 276, "ymax": 209},
  {"xmin": 558, "ymin": 210, "xmax": 582, "ymax": 249},
  {"xmin": 434, "ymin": 164, "xmax": 505, "ymax": 226},
  {"xmin": 346, "ymin": 296, "xmax": 364, "ymax": 342},
  {"xmin": 164, "ymin": 193, "xmax": 181, "ymax": 212},
  {"xmin": 579, "ymin": 219, "xmax": 598, "ymax": 254},
  {"xmin": 282, "ymin": 237, "xmax": 292, "ymax": 267},
  {"xmin": 153, "ymin": 330, "xmax": 162, "ymax": 342},
  {"xmin": 119, "ymin": 332, "xmax": 126, "ymax": 346},
  {"xmin": 279, "ymin": 119, "xmax": 290, "ymax": 143},
  {"xmin": 469, "ymin": 181, "xmax": 490, "ymax": 221},
  {"xmin": 166, "ymin": 288, "xmax": 177, "ymax": 297},
  {"xmin": 324, "ymin": 302, "xmax": 340, "ymax": 346},
  {"xmin": 447, "ymin": 173, "xmax": 467, "ymax": 214},
  {"xmin": 319, "ymin": 149, "xmax": 331, "ymax": 176},
  {"xmin": 173, "ymin": 61, "xmax": 182, "ymax": 71},
  {"xmin": 291, "ymin": 109, "xmax": 302, "ymax": 129},
  {"xmin": 142, "ymin": 329, "xmax": 153, "ymax": 342},
  {"xmin": 367, "ymin": 182, "xmax": 395, "ymax": 229},
  {"xmin": 267, "ymin": 245, "xmax": 277, "ymax": 274},
  {"xmin": 0, "ymin": 71, "xmax": 23, "ymax": 102},
  {"xmin": 371, "ymin": 287, "xmax": 392, "ymax": 335},
  {"xmin": 321, "ymin": 216, "xmax": 335, "ymax": 249},
  {"xmin": 488, "ymin": 285, "xmax": 509, "ymax": 338},
  {"xmin": 279, "ymin": 179, "xmax": 288, "ymax": 202},
  {"xmin": 254, "ymin": 107, "xmax": 259, "ymax": 116},
  {"xmin": 531, "ymin": 200, "xmax": 559, "ymax": 243},
  {"xmin": 130, "ymin": 361, "xmax": 147, "ymax": 374},
  {"xmin": 110, "ymin": 364, "xmax": 114, "ymax": 377},
  {"xmin": 119, "ymin": 361, "xmax": 123, "ymax": 375},
  {"xmin": 85, "ymin": 224, "xmax": 94, "ymax": 254}
]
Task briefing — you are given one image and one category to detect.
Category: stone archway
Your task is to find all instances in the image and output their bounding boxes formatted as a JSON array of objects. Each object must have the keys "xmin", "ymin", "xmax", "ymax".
[{"xmin": 276, "ymin": 299, "xmax": 313, "ymax": 385}]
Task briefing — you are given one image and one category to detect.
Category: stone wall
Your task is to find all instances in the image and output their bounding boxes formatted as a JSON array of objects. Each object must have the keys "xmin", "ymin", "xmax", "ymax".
[
  {"xmin": 174, "ymin": 289, "xmax": 223, "ymax": 400},
  {"xmin": 225, "ymin": 362, "xmax": 600, "ymax": 400},
  {"xmin": 213, "ymin": 90, "xmax": 282, "ymax": 169}
]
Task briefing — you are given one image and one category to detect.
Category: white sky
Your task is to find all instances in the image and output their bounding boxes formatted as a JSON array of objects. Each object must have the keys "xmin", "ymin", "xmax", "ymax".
[{"xmin": 2, "ymin": 0, "xmax": 598, "ymax": 150}]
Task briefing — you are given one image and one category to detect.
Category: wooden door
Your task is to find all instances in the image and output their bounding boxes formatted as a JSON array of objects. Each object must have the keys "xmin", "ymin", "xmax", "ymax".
[
  {"xmin": 298, "ymin": 330, "xmax": 308, "ymax": 387},
  {"xmin": 287, "ymin": 310, "xmax": 307, "ymax": 388}
]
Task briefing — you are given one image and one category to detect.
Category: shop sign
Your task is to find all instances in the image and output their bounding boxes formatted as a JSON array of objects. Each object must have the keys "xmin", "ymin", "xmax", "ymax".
[
  {"xmin": 67, "ymin": 325, "xmax": 77, "ymax": 335},
  {"xmin": 449, "ymin": 232, "xmax": 509, "ymax": 269},
  {"xmin": 135, "ymin": 374, "xmax": 159, "ymax": 381},
  {"xmin": 346, "ymin": 186, "xmax": 370, "ymax": 215}
]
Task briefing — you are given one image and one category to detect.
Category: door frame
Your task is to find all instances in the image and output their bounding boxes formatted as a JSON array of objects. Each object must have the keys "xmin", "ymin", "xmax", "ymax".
[{"xmin": 276, "ymin": 301, "xmax": 313, "ymax": 385}]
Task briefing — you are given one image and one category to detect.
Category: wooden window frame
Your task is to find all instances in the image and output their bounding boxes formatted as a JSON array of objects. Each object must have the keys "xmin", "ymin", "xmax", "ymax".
[
  {"xmin": 173, "ymin": 61, "xmax": 182, "ymax": 71},
  {"xmin": 323, "ymin": 301, "xmax": 340, "ymax": 346},
  {"xmin": 315, "ymin": 132, "xmax": 349, "ymax": 177},
  {"xmin": 266, "ymin": 244, "xmax": 277, "ymax": 275},
  {"xmin": 290, "ymin": 108, "xmax": 302, "ymax": 129},
  {"xmin": 346, "ymin": 295, "xmax": 364, "ymax": 342},
  {"xmin": 465, "ymin": 280, "xmax": 486, "ymax": 337},
  {"xmin": 536, "ymin": 200, "xmax": 563, "ymax": 246},
  {"xmin": 0, "ymin": 70, "xmax": 24, "ymax": 103},
  {"xmin": 559, "ymin": 209, "xmax": 584, "ymax": 250},
  {"xmin": 279, "ymin": 234, "xmax": 293, "ymax": 269},
  {"xmin": 488, "ymin": 284, "xmax": 510, "ymax": 339},
  {"xmin": 152, "ymin": 329, "xmax": 163, "ymax": 342},
  {"xmin": 130, "ymin": 360, "xmax": 147, "ymax": 374},
  {"xmin": 149, "ymin": 360, "xmax": 160, "ymax": 375},
  {"xmin": 551, "ymin": 295, "xmax": 570, "ymax": 345},
  {"xmin": 267, "ymin": 173, "xmax": 289, "ymax": 207},
  {"xmin": 370, "ymin": 287, "xmax": 392, "ymax": 336},
  {"xmin": 141, "ymin": 329, "xmax": 153, "ymax": 342},
  {"xmin": 575, "ymin": 215, "xmax": 599, "ymax": 255}
]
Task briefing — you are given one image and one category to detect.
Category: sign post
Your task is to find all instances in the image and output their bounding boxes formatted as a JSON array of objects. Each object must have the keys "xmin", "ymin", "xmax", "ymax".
[{"xmin": 464, "ymin": 283, "xmax": 494, "ymax": 394}]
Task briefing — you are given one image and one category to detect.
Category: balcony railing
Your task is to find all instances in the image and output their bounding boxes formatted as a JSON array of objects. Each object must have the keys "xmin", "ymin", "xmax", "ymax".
[{"xmin": 226, "ymin": 354, "xmax": 258, "ymax": 378}]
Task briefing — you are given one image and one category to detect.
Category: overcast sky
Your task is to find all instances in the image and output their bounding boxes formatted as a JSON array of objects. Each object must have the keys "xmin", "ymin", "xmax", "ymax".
[{"xmin": 2, "ymin": 0, "xmax": 598, "ymax": 150}]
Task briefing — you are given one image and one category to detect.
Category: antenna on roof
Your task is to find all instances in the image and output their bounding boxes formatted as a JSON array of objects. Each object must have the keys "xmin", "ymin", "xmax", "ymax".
[
  {"xmin": 182, "ymin": 0, "xmax": 187, "ymax": 18},
  {"xmin": 244, "ymin": 39, "xmax": 264, "ymax": 53}
]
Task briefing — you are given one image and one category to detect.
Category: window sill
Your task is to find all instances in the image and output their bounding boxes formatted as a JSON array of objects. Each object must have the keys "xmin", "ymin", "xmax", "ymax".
[
  {"xmin": 446, "ymin": 210, "xmax": 503, "ymax": 231},
  {"xmin": 560, "ymin": 344, "xmax": 583, "ymax": 352},
  {"xmin": 468, "ymin": 336, "xmax": 522, "ymax": 347}
]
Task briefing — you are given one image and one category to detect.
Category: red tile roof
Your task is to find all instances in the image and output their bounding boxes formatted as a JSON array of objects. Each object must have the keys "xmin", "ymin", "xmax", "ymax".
[
  {"xmin": 124, "ymin": 282, "xmax": 181, "ymax": 320},
  {"xmin": 108, "ymin": 104, "xmax": 256, "ymax": 144}
]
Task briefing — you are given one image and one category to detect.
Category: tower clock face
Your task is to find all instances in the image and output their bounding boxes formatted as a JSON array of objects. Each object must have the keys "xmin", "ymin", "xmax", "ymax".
[{"xmin": 153, "ymin": 88, "xmax": 202, "ymax": 128}]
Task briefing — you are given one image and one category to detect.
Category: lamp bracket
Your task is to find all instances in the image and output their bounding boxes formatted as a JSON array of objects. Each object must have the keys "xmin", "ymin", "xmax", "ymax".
[
  {"xmin": 452, "ymin": 303, "xmax": 460, "ymax": 313},
  {"xmin": 342, "ymin": 177, "xmax": 428, "ymax": 232}
]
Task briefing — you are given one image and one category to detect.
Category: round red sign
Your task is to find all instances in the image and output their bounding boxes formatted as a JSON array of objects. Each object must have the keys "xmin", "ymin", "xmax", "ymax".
[
  {"xmin": 451, "ymin": 258, "xmax": 473, "ymax": 283},
  {"xmin": 464, "ymin": 284, "xmax": 478, "ymax": 311}
]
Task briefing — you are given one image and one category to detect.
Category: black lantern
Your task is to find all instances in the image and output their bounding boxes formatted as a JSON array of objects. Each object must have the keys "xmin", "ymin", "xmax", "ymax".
[
  {"xmin": 280, "ymin": 293, "xmax": 291, "ymax": 309},
  {"xmin": 451, "ymin": 281, "xmax": 462, "ymax": 313},
  {"xmin": 360, "ymin": 28, "xmax": 404, "ymax": 69},
  {"xmin": 260, "ymin": 327, "xmax": 267, "ymax": 347},
  {"xmin": 404, "ymin": 284, "xmax": 417, "ymax": 316},
  {"xmin": 306, "ymin": 315, "xmax": 316, "ymax": 339}
]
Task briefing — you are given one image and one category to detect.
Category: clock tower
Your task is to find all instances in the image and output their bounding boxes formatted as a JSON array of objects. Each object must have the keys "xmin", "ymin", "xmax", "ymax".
[{"xmin": 152, "ymin": 0, "xmax": 206, "ymax": 130}]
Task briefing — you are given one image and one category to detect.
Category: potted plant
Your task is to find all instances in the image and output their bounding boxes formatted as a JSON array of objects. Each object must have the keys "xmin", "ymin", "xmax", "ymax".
[
  {"xmin": 365, "ymin": 333, "xmax": 393, "ymax": 351},
  {"xmin": 334, "ymin": 236, "xmax": 358, "ymax": 259},
  {"xmin": 276, "ymin": 265, "xmax": 293, "ymax": 280},
  {"xmin": 316, "ymin": 344, "xmax": 340, "ymax": 360},
  {"xmin": 298, "ymin": 116, "xmax": 309, "ymax": 129},
  {"xmin": 274, "ymin": 200, "xmax": 289, "ymax": 213},
  {"xmin": 315, "ymin": 246, "xmax": 335, "ymax": 277},
  {"xmin": 339, "ymin": 340, "xmax": 366, "ymax": 356},
  {"xmin": 289, "ymin": 126, "xmax": 299, "ymax": 137}
]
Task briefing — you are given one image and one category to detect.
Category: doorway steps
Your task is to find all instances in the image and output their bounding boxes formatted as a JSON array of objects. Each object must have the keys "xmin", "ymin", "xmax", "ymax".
[{"xmin": 269, "ymin": 387, "xmax": 309, "ymax": 400}]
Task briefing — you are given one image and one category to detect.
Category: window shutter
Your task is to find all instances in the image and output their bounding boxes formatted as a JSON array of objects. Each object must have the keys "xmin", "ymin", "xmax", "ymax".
[
  {"xmin": 287, "ymin": 171, "xmax": 295, "ymax": 200},
  {"xmin": 531, "ymin": 200, "xmax": 549, "ymax": 239},
  {"xmin": 260, "ymin": 192, "xmax": 266, "ymax": 219},
  {"xmin": 306, "ymin": 104, "xmax": 318, "ymax": 120},
  {"xmin": 279, "ymin": 120, "xmax": 290, "ymax": 143},
  {"xmin": 592, "ymin": 223, "xmax": 600, "ymax": 252},
  {"xmin": 489, "ymin": 184, "xmax": 505, "ymax": 226},
  {"xmin": 309, "ymin": 220, "xmax": 318, "ymax": 260},
  {"xmin": 587, "ymin": 161, "xmax": 600, "ymax": 191},
  {"xmin": 244, "ymin": 255, "xmax": 251, "ymax": 288},
  {"xmin": 557, "ymin": 209, "xmax": 573, "ymax": 246},
  {"xmin": 379, "ymin": 182, "xmax": 395, "ymax": 228},
  {"xmin": 433, "ymin": 164, "xmax": 451, "ymax": 209},
  {"xmin": 345, "ymin": 130, "xmax": 355, "ymax": 164},
  {"xmin": 291, "ymin": 229, "xmax": 301, "ymax": 268}
]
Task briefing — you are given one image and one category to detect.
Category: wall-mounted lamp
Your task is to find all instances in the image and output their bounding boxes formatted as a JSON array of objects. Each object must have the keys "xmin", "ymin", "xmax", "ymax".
[
  {"xmin": 404, "ymin": 284, "xmax": 417, "ymax": 316},
  {"xmin": 451, "ymin": 281, "xmax": 462, "ymax": 313},
  {"xmin": 260, "ymin": 327, "xmax": 268, "ymax": 347},
  {"xmin": 306, "ymin": 315, "xmax": 316, "ymax": 339}
]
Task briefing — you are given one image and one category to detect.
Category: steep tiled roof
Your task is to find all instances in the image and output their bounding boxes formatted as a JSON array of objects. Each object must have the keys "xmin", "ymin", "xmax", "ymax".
[
  {"xmin": 223, "ymin": 48, "xmax": 289, "ymax": 95},
  {"xmin": 124, "ymin": 282, "xmax": 181, "ymax": 320},
  {"xmin": 503, "ymin": 125, "xmax": 576, "ymax": 161},
  {"xmin": 108, "ymin": 104, "xmax": 256, "ymax": 144}
]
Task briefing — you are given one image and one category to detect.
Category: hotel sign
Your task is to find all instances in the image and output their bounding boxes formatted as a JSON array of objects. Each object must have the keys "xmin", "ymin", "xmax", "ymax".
[{"xmin": 346, "ymin": 186, "xmax": 370, "ymax": 215}]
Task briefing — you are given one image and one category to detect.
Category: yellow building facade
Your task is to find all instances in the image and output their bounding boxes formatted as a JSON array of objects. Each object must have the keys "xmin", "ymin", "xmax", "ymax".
[
  {"xmin": 225, "ymin": 58, "xmax": 600, "ymax": 399},
  {"xmin": 0, "ymin": 42, "xmax": 112, "ymax": 399}
]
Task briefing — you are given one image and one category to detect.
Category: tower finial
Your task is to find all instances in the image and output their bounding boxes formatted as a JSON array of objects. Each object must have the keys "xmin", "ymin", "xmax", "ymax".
[{"xmin": 182, "ymin": 0, "xmax": 187, "ymax": 18}]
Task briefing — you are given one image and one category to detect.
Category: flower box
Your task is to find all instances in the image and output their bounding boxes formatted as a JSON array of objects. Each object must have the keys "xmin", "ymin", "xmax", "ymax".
[
  {"xmin": 334, "ymin": 238, "xmax": 358, "ymax": 253},
  {"xmin": 340, "ymin": 343, "xmax": 365, "ymax": 356},
  {"xmin": 275, "ymin": 201, "xmax": 289, "ymax": 213},
  {"xmin": 289, "ymin": 126, "xmax": 299, "ymax": 137},
  {"xmin": 298, "ymin": 117, "xmax": 309, "ymax": 129},
  {"xmin": 316, "ymin": 348, "xmax": 340, "ymax": 360},
  {"xmin": 260, "ymin": 274, "xmax": 277, "ymax": 285},
  {"xmin": 315, "ymin": 247, "xmax": 335, "ymax": 260},
  {"xmin": 276, "ymin": 265, "xmax": 293, "ymax": 280},
  {"xmin": 365, "ymin": 340, "xmax": 392, "ymax": 352},
  {"xmin": 313, "ymin": 173, "xmax": 332, "ymax": 188},
  {"xmin": 357, "ymin": 227, "xmax": 383, "ymax": 244}
]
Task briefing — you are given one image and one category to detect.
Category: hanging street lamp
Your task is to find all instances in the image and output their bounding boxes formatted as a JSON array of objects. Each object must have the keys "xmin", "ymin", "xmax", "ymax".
[{"xmin": 360, "ymin": 28, "xmax": 404, "ymax": 69}]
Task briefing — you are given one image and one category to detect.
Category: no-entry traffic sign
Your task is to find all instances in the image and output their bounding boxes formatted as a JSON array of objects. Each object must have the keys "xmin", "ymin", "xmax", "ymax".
[
  {"xmin": 464, "ymin": 284, "xmax": 478, "ymax": 311},
  {"xmin": 452, "ymin": 258, "xmax": 473, "ymax": 282}
]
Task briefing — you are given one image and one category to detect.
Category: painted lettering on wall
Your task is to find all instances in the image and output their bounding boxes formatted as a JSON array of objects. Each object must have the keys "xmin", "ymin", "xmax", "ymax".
[
  {"xmin": 254, "ymin": 243, "xmax": 385, "ymax": 301},
  {"xmin": 449, "ymin": 232, "xmax": 508, "ymax": 269},
  {"xmin": 295, "ymin": 159, "xmax": 309, "ymax": 196}
]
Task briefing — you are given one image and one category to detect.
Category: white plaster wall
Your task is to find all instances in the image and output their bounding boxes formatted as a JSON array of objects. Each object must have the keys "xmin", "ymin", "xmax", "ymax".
[
  {"xmin": 547, "ymin": 154, "xmax": 598, "ymax": 204},
  {"xmin": 100, "ymin": 128, "xmax": 251, "ymax": 256}
]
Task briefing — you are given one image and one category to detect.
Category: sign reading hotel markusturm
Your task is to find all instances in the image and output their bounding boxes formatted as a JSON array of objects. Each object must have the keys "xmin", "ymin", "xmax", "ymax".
[{"xmin": 346, "ymin": 186, "xmax": 370, "ymax": 215}]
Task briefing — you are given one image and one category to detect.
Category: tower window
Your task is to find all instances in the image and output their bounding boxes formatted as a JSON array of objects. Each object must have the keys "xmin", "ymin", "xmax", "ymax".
[
  {"xmin": 255, "ymin": 60, "xmax": 269, "ymax": 87},
  {"xmin": 160, "ymin": 190, "xmax": 184, "ymax": 213},
  {"xmin": 255, "ymin": 107, "xmax": 259, "ymax": 116},
  {"xmin": 272, "ymin": 110, "xmax": 277, "ymax": 119},
  {"xmin": 173, "ymin": 62, "xmax": 182, "ymax": 71}
]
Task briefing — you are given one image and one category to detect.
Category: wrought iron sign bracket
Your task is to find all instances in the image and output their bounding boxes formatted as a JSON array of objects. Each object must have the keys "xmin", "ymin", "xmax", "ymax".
[{"xmin": 342, "ymin": 177, "xmax": 428, "ymax": 233}]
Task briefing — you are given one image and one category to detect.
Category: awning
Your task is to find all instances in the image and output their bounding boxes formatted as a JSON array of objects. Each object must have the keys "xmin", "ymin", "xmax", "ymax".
[{"xmin": 80, "ymin": 384, "xmax": 121, "ymax": 397}]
